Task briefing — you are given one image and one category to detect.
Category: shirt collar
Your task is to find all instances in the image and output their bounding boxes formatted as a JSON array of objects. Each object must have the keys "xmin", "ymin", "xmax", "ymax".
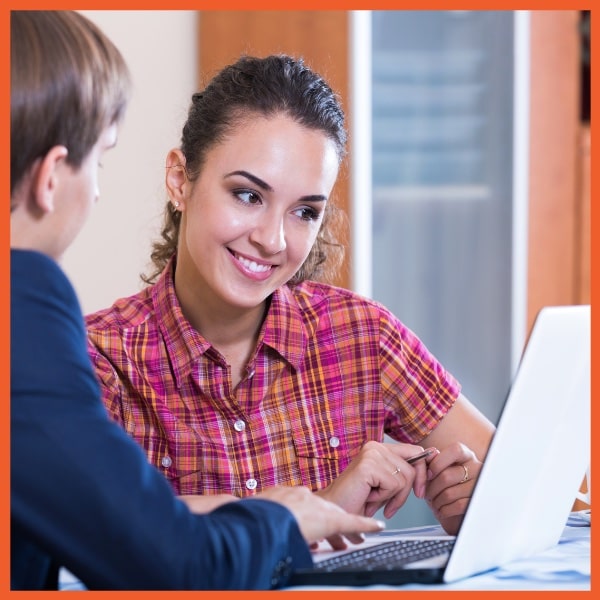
[
  {"xmin": 151, "ymin": 258, "xmax": 310, "ymax": 385},
  {"xmin": 260, "ymin": 285, "xmax": 309, "ymax": 371},
  {"xmin": 152, "ymin": 257, "xmax": 211, "ymax": 387}
]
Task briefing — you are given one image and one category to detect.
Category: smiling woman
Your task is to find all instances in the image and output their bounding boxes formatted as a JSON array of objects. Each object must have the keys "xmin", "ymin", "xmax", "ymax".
[
  {"xmin": 166, "ymin": 113, "xmax": 339, "ymax": 387},
  {"xmin": 145, "ymin": 55, "xmax": 349, "ymax": 289},
  {"xmin": 85, "ymin": 53, "xmax": 495, "ymax": 537},
  {"xmin": 166, "ymin": 114, "xmax": 339, "ymax": 321}
]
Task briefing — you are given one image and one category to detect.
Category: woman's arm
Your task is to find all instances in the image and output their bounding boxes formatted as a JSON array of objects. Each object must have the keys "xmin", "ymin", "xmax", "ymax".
[{"xmin": 420, "ymin": 393, "xmax": 496, "ymax": 534}]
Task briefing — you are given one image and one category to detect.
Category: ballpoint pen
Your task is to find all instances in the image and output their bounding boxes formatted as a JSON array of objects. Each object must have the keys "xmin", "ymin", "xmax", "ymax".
[{"xmin": 406, "ymin": 448, "xmax": 437, "ymax": 465}]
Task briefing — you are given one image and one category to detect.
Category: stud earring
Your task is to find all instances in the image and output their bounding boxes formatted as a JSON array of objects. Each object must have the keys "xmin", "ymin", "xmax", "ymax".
[{"xmin": 173, "ymin": 201, "xmax": 180, "ymax": 210}]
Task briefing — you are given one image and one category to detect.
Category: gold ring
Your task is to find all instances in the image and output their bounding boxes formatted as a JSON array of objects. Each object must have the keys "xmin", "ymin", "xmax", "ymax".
[
  {"xmin": 460, "ymin": 464, "xmax": 469, "ymax": 483},
  {"xmin": 392, "ymin": 466, "xmax": 402, "ymax": 475}
]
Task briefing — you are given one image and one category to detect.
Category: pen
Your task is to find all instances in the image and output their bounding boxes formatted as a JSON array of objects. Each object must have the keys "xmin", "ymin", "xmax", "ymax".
[{"xmin": 406, "ymin": 448, "xmax": 436, "ymax": 465}]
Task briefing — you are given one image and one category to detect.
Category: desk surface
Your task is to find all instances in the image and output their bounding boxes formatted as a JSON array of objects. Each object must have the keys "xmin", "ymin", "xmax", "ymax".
[
  {"xmin": 286, "ymin": 510, "xmax": 591, "ymax": 591},
  {"xmin": 59, "ymin": 511, "xmax": 590, "ymax": 591}
]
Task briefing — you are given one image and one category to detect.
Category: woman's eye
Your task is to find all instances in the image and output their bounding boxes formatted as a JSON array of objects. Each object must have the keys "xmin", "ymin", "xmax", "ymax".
[
  {"xmin": 294, "ymin": 206, "xmax": 321, "ymax": 222},
  {"xmin": 234, "ymin": 190, "xmax": 261, "ymax": 205}
]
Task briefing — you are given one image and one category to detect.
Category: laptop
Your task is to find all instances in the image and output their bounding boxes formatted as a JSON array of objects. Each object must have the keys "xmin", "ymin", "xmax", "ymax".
[{"xmin": 289, "ymin": 305, "xmax": 591, "ymax": 586}]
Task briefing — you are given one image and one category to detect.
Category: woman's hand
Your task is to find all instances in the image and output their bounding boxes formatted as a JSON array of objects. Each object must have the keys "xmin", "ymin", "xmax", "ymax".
[
  {"xmin": 317, "ymin": 441, "xmax": 438, "ymax": 518},
  {"xmin": 419, "ymin": 393, "xmax": 496, "ymax": 535},
  {"xmin": 423, "ymin": 441, "xmax": 482, "ymax": 535}
]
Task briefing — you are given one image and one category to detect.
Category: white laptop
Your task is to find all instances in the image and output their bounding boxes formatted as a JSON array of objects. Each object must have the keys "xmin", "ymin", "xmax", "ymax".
[{"xmin": 289, "ymin": 305, "xmax": 591, "ymax": 586}]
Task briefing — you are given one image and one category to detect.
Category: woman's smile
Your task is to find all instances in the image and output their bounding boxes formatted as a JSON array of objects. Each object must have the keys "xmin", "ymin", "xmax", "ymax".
[{"xmin": 229, "ymin": 249, "xmax": 276, "ymax": 281}]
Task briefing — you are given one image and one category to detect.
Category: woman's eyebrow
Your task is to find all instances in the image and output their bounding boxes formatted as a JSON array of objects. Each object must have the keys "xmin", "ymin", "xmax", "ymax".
[
  {"xmin": 300, "ymin": 194, "xmax": 328, "ymax": 203},
  {"xmin": 224, "ymin": 170, "xmax": 272, "ymax": 192},
  {"xmin": 224, "ymin": 169, "xmax": 328, "ymax": 203}
]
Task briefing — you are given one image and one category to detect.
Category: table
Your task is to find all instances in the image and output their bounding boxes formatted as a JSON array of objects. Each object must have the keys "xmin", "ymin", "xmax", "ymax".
[
  {"xmin": 59, "ymin": 510, "xmax": 590, "ymax": 591},
  {"xmin": 285, "ymin": 510, "xmax": 591, "ymax": 591}
]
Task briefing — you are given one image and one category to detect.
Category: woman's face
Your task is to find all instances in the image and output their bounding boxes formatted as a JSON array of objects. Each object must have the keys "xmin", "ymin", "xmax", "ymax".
[{"xmin": 173, "ymin": 113, "xmax": 339, "ymax": 313}]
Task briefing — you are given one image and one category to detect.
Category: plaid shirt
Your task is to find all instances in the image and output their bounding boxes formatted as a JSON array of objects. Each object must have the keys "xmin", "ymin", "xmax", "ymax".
[{"xmin": 86, "ymin": 260, "xmax": 460, "ymax": 496}]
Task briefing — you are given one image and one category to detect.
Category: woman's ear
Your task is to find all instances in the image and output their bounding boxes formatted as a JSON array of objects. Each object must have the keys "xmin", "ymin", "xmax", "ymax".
[
  {"xmin": 34, "ymin": 145, "xmax": 69, "ymax": 214},
  {"xmin": 165, "ymin": 149, "xmax": 188, "ymax": 212}
]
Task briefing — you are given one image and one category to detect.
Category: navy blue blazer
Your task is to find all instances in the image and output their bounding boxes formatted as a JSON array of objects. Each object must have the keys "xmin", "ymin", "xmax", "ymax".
[{"xmin": 10, "ymin": 249, "xmax": 312, "ymax": 590}]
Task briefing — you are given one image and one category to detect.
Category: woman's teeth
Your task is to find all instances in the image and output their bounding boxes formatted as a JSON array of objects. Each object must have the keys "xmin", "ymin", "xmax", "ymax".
[{"xmin": 237, "ymin": 254, "xmax": 271, "ymax": 273}]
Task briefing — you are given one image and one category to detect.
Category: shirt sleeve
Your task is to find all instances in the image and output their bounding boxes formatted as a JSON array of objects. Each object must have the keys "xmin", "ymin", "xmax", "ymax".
[
  {"xmin": 10, "ymin": 251, "xmax": 312, "ymax": 590},
  {"xmin": 377, "ymin": 305, "xmax": 461, "ymax": 442}
]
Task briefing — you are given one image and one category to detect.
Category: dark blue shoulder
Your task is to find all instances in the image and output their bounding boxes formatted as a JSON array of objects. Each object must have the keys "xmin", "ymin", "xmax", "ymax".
[{"xmin": 11, "ymin": 249, "xmax": 81, "ymax": 314}]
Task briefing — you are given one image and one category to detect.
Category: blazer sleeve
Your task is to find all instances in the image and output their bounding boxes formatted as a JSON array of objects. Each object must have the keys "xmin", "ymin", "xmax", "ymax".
[{"xmin": 10, "ymin": 251, "xmax": 312, "ymax": 589}]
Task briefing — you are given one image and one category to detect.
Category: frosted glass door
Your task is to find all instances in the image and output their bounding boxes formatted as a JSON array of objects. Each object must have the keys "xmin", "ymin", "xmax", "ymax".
[{"xmin": 369, "ymin": 11, "xmax": 521, "ymax": 526}]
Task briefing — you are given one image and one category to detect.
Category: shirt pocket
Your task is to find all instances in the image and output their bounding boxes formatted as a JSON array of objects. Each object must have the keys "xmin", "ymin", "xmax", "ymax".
[
  {"xmin": 125, "ymin": 419, "xmax": 209, "ymax": 494},
  {"xmin": 289, "ymin": 405, "xmax": 366, "ymax": 489}
]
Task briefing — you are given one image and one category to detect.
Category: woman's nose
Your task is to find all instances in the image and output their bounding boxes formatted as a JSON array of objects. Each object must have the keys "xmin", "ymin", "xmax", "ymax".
[{"xmin": 250, "ymin": 214, "xmax": 286, "ymax": 254}]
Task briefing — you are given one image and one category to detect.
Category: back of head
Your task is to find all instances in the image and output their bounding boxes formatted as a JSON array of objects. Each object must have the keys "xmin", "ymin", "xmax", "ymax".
[{"xmin": 10, "ymin": 11, "xmax": 131, "ymax": 199}]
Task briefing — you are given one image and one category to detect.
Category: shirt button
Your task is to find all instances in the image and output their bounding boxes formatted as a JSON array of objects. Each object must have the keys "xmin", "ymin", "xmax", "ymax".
[
  {"xmin": 246, "ymin": 478, "xmax": 258, "ymax": 490},
  {"xmin": 234, "ymin": 419, "xmax": 246, "ymax": 432},
  {"xmin": 161, "ymin": 456, "xmax": 172, "ymax": 468},
  {"xmin": 329, "ymin": 436, "xmax": 340, "ymax": 448},
  {"xmin": 247, "ymin": 369, "xmax": 256, "ymax": 379}
]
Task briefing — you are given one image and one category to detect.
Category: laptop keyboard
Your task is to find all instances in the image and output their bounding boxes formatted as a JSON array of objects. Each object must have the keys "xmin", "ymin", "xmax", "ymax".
[{"xmin": 314, "ymin": 538, "xmax": 455, "ymax": 572}]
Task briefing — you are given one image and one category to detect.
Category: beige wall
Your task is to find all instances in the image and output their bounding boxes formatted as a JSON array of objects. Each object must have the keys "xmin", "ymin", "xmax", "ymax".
[{"xmin": 62, "ymin": 11, "xmax": 198, "ymax": 314}]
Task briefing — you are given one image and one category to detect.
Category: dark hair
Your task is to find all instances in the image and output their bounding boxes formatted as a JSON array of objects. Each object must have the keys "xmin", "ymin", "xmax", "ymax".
[
  {"xmin": 10, "ymin": 11, "xmax": 131, "ymax": 200},
  {"xmin": 143, "ymin": 54, "xmax": 347, "ymax": 285}
]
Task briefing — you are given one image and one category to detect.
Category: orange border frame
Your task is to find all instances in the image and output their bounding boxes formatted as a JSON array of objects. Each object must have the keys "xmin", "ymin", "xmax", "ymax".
[{"xmin": 2, "ymin": 3, "xmax": 595, "ymax": 599}]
